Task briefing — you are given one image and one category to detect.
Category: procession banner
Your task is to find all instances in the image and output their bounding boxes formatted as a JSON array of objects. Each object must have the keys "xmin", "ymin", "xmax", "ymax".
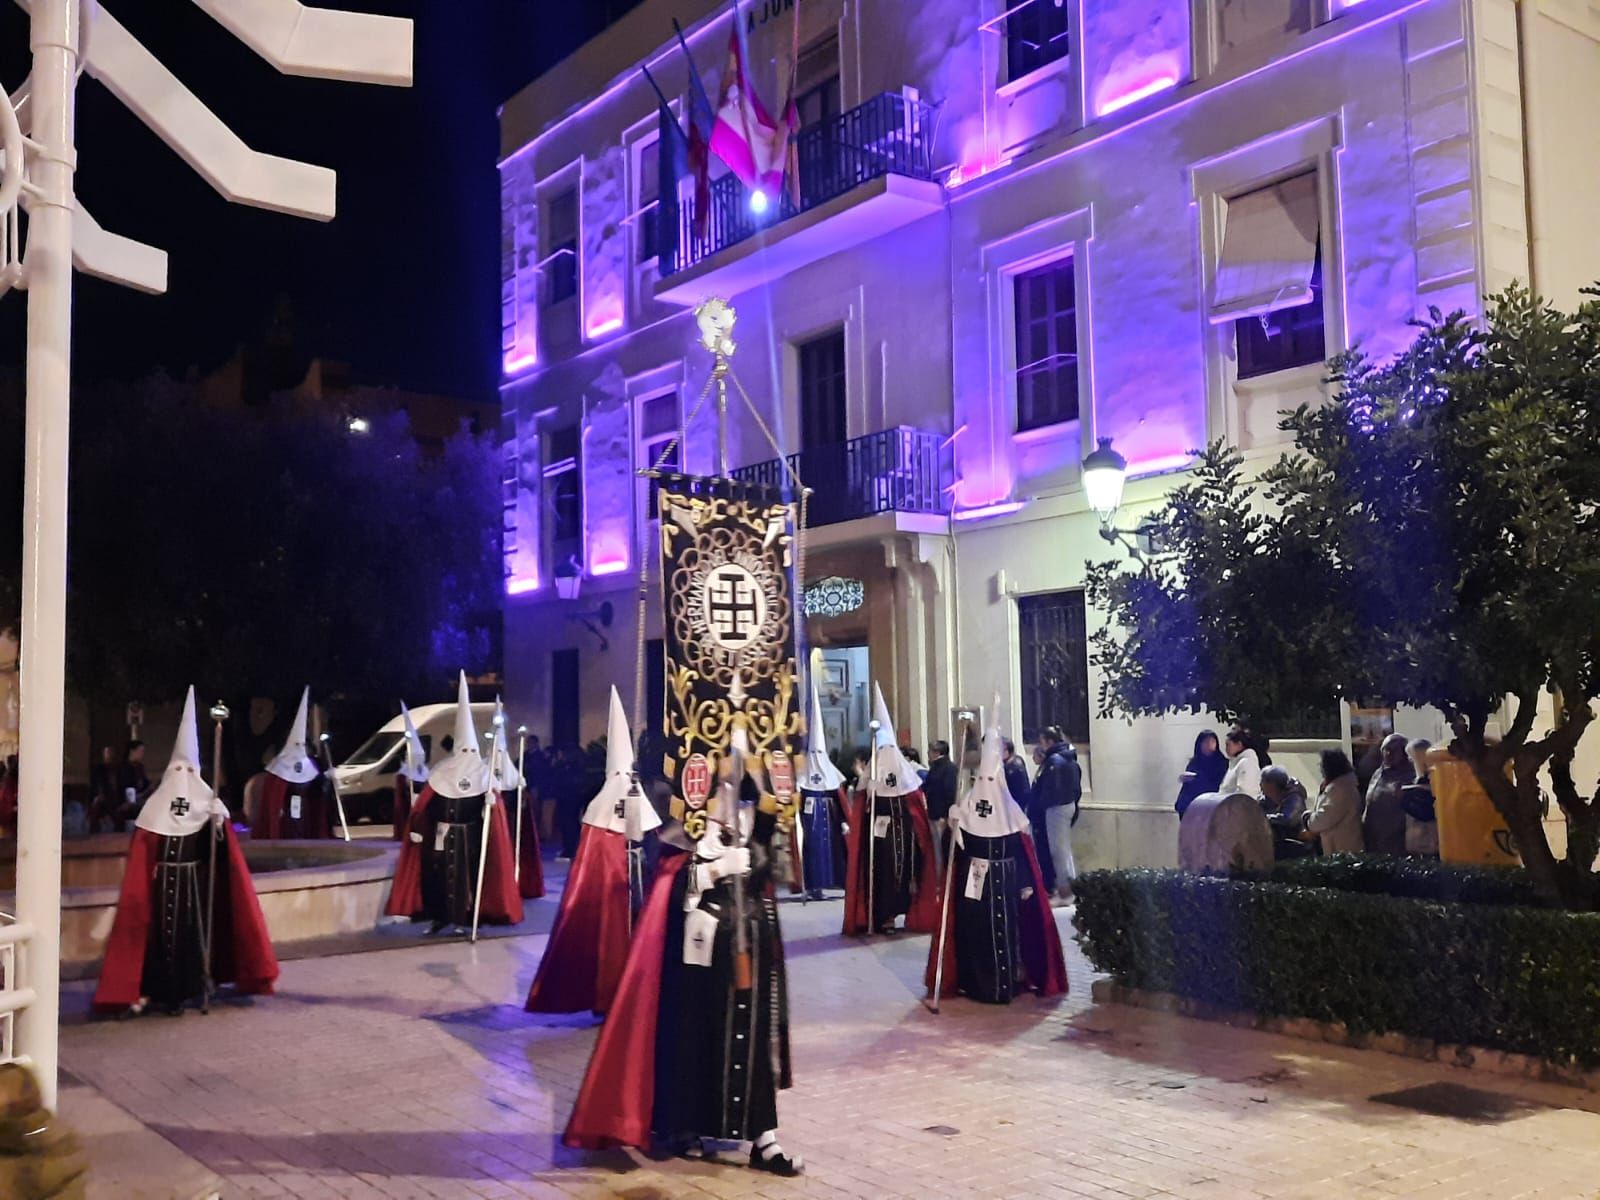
[{"xmin": 658, "ymin": 474, "xmax": 800, "ymax": 842}]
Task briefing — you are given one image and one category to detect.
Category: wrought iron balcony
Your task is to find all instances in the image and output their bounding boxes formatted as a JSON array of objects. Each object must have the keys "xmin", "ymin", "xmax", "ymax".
[
  {"xmin": 660, "ymin": 90, "xmax": 938, "ymax": 279},
  {"xmin": 730, "ymin": 427, "xmax": 951, "ymax": 528}
]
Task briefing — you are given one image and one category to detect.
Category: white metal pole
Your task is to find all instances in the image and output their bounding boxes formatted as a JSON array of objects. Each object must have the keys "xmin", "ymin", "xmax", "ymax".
[{"xmin": 16, "ymin": 0, "xmax": 78, "ymax": 1113}]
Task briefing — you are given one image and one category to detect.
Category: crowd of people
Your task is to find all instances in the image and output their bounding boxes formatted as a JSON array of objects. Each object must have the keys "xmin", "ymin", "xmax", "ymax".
[{"xmin": 1176, "ymin": 727, "xmax": 1439, "ymax": 859}]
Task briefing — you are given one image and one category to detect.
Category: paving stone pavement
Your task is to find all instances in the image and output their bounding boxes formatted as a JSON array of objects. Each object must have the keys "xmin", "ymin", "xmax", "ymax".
[{"xmin": 58, "ymin": 877, "xmax": 1600, "ymax": 1200}]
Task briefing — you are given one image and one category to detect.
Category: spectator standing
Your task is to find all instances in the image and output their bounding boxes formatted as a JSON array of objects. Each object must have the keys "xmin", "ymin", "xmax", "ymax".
[
  {"xmin": 115, "ymin": 740, "xmax": 153, "ymax": 823},
  {"xmin": 1001, "ymin": 738, "xmax": 1030, "ymax": 809},
  {"xmin": 0, "ymin": 755, "xmax": 16, "ymax": 839},
  {"xmin": 1032, "ymin": 726, "xmax": 1081, "ymax": 904},
  {"xmin": 1305, "ymin": 749, "xmax": 1365, "ymax": 854},
  {"xmin": 922, "ymin": 739, "xmax": 957, "ymax": 863},
  {"xmin": 88, "ymin": 746, "xmax": 122, "ymax": 832},
  {"xmin": 1403, "ymin": 737, "xmax": 1439, "ymax": 857},
  {"xmin": 1217, "ymin": 728, "xmax": 1262, "ymax": 799},
  {"xmin": 1363, "ymin": 733, "xmax": 1414, "ymax": 855},
  {"xmin": 554, "ymin": 744, "xmax": 584, "ymax": 862},
  {"xmin": 1174, "ymin": 730, "xmax": 1227, "ymax": 817}
]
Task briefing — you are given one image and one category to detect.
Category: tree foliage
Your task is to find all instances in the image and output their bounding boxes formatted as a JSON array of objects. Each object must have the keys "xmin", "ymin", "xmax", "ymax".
[
  {"xmin": 1088, "ymin": 285, "xmax": 1600, "ymax": 908},
  {"xmin": 2, "ymin": 373, "xmax": 500, "ymax": 771}
]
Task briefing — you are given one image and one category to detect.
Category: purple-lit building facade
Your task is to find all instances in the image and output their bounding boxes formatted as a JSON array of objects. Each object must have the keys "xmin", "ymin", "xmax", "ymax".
[{"xmin": 499, "ymin": 0, "xmax": 1599, "ymax": 869}]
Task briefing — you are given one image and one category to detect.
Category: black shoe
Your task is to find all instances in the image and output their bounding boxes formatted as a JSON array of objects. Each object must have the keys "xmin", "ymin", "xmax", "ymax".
[
  {"xmin": 427, "ymin": 920, "xmax": 448, "ymax": 935},
  {"xmin": 749, "ymin": 1141, "xmax": 803, "ymax": 1176}
]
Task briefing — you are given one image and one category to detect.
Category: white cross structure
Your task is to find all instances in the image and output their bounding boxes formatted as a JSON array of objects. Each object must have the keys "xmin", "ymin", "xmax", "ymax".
[{"xmin": 0, "ymin": 0, "xmax": 411, "ymax": 1109}]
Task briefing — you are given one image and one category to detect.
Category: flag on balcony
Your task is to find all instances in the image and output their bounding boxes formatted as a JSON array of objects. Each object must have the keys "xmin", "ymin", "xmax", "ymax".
[
  {"xmin": 641, "ymin": 64, "xmax": 688, "ymax": 273},
  {"xmin": 672, "ymin": 19, "xmax": 716, "ymax": 242},
  {"xmin": 709, "ymin": 17, "xmax": 788, "ymax": 202}
]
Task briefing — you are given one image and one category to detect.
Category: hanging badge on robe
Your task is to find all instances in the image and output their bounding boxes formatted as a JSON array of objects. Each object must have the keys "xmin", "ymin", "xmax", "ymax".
[
  {"xmin": 434, "ymin": 823, "xmax": 448, "ymax": 852},
  {"xmin": 289, "ymin": 794, "xmax": 302, "ymax": 821},
  {"xmin": 683, "ymin": 907, "xmax": 717, "ymax": 968},
  {"xmin": 803, "ymin": 796, "xmax": 814, "ymax": 815},
  {"xmin": 873, "ymin": 815, "xmax": 891, "ymax": 839},
  {"xmin": 965, "ymin": 857, "xmax": 990, "ymax": 900}
]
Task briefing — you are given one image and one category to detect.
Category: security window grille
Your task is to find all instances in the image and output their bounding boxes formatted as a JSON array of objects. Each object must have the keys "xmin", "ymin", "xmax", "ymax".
[
  {"xmin": 798, "ymin": 329, "xmax": 848, "ymax": 450},
  {"xmin": 1014, "ymin": 257, "xmax": 1080, "ymax": 432},
  {"xmin": 1236, "ymin": 249, "xmax": 1326, "ymax": 380},
  {"xmin": 1007, "ymin": 0, "xmax": 1071, "ymax": 83},
  {"xmin": 639, "ymin": 391, "xmax": 680, "ymax": 519},
  {"xmin": 636, "ymin": 138, "xmax": 660, "ymax": 264},
  {"xmin": 545, "ymin": 188, "xmax": 579, "ymax": 305},
  {"xmin": 1018, "ymin": 590, "xmax": 1090, "ymax": 746},
  {"xmin": 545, "ymin": 424, "xmax": 581, "ymax": 569}
]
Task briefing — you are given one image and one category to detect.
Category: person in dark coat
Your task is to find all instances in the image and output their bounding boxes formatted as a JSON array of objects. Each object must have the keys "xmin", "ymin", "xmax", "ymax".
[
  {"xmin": 1175, "ymin": 730, "xmax": 1227, "ymax": 817},
  {"xmin": 1002, "ymin": 739, "xmax": 1030, "ymax": 808},
  {"xmin": 1031, "ymin": 727, "xmax": 1082, "ymax": 903},
  {"xmin": 1363, "ymin": 733, "xmax": 1414, "ymax": 855},
  {"xmin": 922, "ymin": 739, "xmax": 957, "ymax": 862}
]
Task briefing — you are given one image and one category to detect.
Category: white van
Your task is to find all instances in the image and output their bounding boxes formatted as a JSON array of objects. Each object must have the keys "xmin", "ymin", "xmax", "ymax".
[{"xmin": 332, "ymin": 702, "xmax": 501, "ymax": 824}]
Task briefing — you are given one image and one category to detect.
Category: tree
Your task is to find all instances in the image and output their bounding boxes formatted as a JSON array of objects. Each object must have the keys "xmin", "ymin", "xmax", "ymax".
[
  {"xmin": 0, "ymin": 372, "xmax": 501, "ymax": 784},
  {"xmin": 1088, "ymin": 285, "xmax": 1600, "ymax": 909}
]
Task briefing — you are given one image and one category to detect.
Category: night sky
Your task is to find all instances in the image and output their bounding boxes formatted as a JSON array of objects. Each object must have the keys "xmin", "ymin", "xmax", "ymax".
[{"xmin": 0, "ymin": 1, "xmax": 644, "ymax": 403}]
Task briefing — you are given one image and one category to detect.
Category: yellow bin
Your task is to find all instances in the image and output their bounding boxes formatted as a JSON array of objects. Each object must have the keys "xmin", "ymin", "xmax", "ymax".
[{"xmin": 1426, "ymin": 748, "xmax": 1520, "ymax": 866}]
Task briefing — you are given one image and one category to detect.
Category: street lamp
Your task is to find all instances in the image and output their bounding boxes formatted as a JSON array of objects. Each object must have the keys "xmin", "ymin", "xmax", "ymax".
[
  {"xmin": 552, "ymin": 556, "xmax": 614, "ymax": 649},
  {"xmin": 1083, "ymin": 436, "xmax": 1164, "ymax": 560}
]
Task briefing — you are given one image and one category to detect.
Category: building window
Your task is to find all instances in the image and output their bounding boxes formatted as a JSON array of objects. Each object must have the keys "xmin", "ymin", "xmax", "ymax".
[
  {"xmin": 1210, "ymin": 171, "xmax": 1325, "ymax": 380},
  {"xmin": 635, "ymin": 137, "xmax": 660, "ymax": 265},
  {"xmin": 1018, "ymin": 590, "xmax": 1090, "ymax": 746},
  {"xmin": 1007, "ymin": 0, "xmax": 1071, "ymax": 83},
  {"xmin": 638, "ymin": 391, "xmax": 680, "ymax": 521},
  {"xmin": 544, "ymin": 188, "xmax": 579, "ymax": 306},
  {"xmin": 794, "ymin": 34, "xmax": 841, "ymax": 129},
  {"xmin": 544, "ymin": 424, "xmax": 581, "ymax": 571},
  {"xmin": 798, "ymin": 329, "xmax": 848, "ymax": 450},
  {"xmin": 1013, "ymin": 258, "xmax": 1080, "ymax": 432}
]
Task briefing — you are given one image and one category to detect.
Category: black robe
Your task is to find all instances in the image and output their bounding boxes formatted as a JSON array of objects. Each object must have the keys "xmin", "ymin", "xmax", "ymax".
[
  {"xmin": 419, "ymin": 792, "xmax": 486, "ymax": 928},
  {"xmin": 951, "ymin": 831, "xmax": 1028, "ymax": 1005},
  {"xmin": 652, "ymin": 808, "xmax": 791, "ymax": 1145},
  {"xmin": 866, "ymin": 794, "xmax": 920, "ymax": 929},
  {"xmin": 143, "ymin": 828, "xmax": 215, "ymax": 1010}
]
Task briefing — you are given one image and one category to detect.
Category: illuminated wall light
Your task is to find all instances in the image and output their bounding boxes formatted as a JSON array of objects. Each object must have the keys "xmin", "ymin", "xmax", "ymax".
[
  {"xmin": 585, "ymin": 314, "xmax": 624, "ymax": 339},
  {"xmin": 1129, "ymin": 452, "xmax": 1196, "ymax": 477},
  {"xmin": 590, "ymin": 557, "xmax": 629, "ymax": 577},
  {"xmin": 946, "ymin": 153, "xmax": 1012, "ymax": 189},
  {"xmin": 749, "ymin": 189, "xmax": 769, "ymax": 214},
  {"xmin": 503, "ymin": 349, "xmax": 539, "ymax": 376},
  {"xmin": 1096, "ymin": 73, "xmax": 1181, "ymax": 118},
  {"xmin": 953, "ymin": 499, "xmax": 1028, "ymax": 522},
  {"xmin": 506, "ymin": 577, "xmax": 541, "ymax": 596}
]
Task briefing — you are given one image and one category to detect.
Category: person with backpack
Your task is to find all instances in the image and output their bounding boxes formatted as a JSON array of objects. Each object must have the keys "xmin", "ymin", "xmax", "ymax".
[{"xmin": 1032, "ymin": 726, "xmax": 1081, "ymax": 905}]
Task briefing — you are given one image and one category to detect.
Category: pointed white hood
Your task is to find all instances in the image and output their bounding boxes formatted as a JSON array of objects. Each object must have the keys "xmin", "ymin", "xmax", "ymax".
[
  {"xmin": 953, "ymin": 722, "xmax": 1031, "ymax": 839},
  {"xmin": 583, "ymin": 687, "xmax": 662, "ymax": 839},
  {"xmin": 431, "ymin": 672, "xmax": 489, "ymax": 800},
  {"xmin": 138, "ymin": 687, "xmax": 224, "ymax": 836},
  {"xmin": 488, "ymin": 696, "xmax": 521, "ymax": 792},
  {"xmin": 801, "ymin": 661, "xmax": 844, "ymax": 792},
  {"xmin": 267, "ymin": 687, "xmax": 318, "ymax": 784},
  {"xmin": 869, "ymin": 682, "xmax": 921, "ymax": 797},
  {"xmin": 398, "ymin": 702, "xmax": 428, "ymax": 784}
]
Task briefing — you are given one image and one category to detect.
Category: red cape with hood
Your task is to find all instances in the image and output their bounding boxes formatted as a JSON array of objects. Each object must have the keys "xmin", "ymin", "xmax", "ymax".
[
  {"xmin": 515, "ymin": 796, "xmax": 545, "ymax": 900},
  {"xmin": 384, "ymin": 786, "xmax": 524, "ymax": 924},
  {"xmin": 93, "ymin": 826, "xmax": 279, "ymax": 1012},
  {"xmin": 923, "ymin": 833, "xmax": 1068, "ymax": 1000},
  {"xmin": 841, "ymin": 787, "xmax": 942, "ymax": 934},
  {"xmin": 524, "ymin": 823, "xmax": 633, "ymax": 1014},
  {"xmin": 254, "ymin": 773, "xmax": 335, "ymax": 839},
  {"xmin": 563, "ymin": 852, "xmax": 690, "ymax": 1150}
]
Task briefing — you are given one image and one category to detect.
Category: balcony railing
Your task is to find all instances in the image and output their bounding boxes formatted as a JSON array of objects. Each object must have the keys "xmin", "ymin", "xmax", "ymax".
[
  {"xmin": 662, "ymin": 90, "xmax": 938, "ymax": 277},
  {"xmin": 731, "ymin": 427, "xmax": 951, "ymax": 528}
]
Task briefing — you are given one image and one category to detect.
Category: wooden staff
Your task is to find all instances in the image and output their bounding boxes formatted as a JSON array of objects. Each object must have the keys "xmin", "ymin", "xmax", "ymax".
[{"xmin": 928, "ymin": 714, "xmax": 975, "ymax": 1014}]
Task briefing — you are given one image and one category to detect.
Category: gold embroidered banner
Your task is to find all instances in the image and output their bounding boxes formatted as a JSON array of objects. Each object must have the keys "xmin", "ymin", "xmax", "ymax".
[{"xmin": 658, "ymin": 475, "xmax": 800, "ymax": 842}]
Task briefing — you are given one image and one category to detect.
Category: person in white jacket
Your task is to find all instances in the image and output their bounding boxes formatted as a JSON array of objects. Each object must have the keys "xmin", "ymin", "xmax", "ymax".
[{"xmin": 1216, "ymin": 729, "xmax": 1262, "ymax": 799}]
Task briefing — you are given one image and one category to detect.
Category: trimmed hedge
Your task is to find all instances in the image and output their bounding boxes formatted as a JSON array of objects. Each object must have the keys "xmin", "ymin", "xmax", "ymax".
[
  {"xmin": 1259, "ymin": 854, "xmax": 1551, "ymax": 909},
  {"xmin": 1073, "ymin": 868, "xmax": 1600, "ymax": 1067}
]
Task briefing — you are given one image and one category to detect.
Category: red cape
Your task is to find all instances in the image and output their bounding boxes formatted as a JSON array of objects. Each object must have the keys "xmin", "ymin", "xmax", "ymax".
[
  {"xmin": 383, "ymin": 787, "xmax": 524, "ymax": 924},
  {"xmin": 525, "ymin": 824, "xmax": 633, "ymax": 1014},
  {"xmin": 841, "ymin": 788, "xmax": 942, "ymax": 934},
  {"xmin": 563, "ymin": 853, "xmax": 689, "ymax": 1151},
  {"xmin": 254, "ymin": 774, "xmax": 335, "ymax": 839},
  {"xmin": 514, "ymin": 792, "xmax": 545, "ymax": 899},
  {"xmin": 93, "ymin": 826, "xmax": 279, "ymax": 1012},
  {"xmin": 924, "ymin": 833, "xmax": 1068, "ymax": 1000}
]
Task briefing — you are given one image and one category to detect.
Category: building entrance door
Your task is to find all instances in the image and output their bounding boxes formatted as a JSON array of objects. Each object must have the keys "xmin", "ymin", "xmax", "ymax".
[{"xmin": 814, "ymin": 644, "xmax": 870, "ymax": 763}]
